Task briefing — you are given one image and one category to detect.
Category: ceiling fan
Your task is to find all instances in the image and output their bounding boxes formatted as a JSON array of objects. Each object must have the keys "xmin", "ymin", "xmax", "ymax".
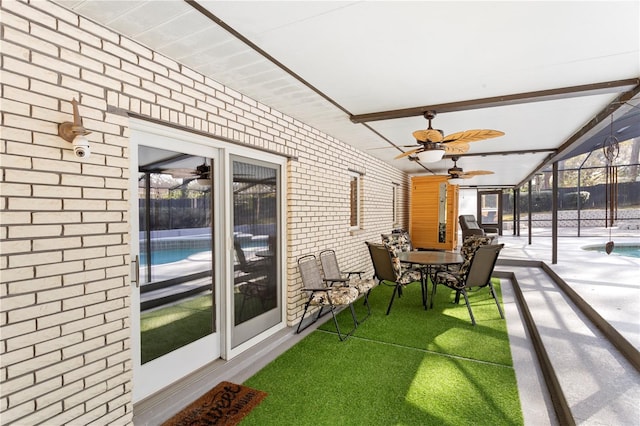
[
  {"xmin": 163, "ymin": 161, "xmax": 211, "ymax": 183},
  {"xmin": 446, "ymin": 156, "xmax": 494, "ymax": 180},
  {"xmin": 395, "ymin": 110, "xmax": 504, "ymax": 161}
]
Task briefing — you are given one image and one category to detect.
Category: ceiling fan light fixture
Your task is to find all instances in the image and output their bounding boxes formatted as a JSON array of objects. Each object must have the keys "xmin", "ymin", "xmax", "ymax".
[
  {"xmin": 420, "ymin": 148, "xmax": 445, "ymax": 162},
  {"xmin": 448, "ymin": 178, "xmax": 465, "ymax": 185}
]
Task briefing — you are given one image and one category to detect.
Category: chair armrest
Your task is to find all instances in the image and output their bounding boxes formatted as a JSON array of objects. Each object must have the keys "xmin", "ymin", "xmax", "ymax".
[
  {"xmin": 324, "ymin": 278, "xmax": 349, "ymax": 286},
  {"xmin": 345, "ymin": 271, "xmax": 364, "ymax": 278},
  {"xmin": 483, "ymin": 227, "xmax": 499, "ymax": 234}
]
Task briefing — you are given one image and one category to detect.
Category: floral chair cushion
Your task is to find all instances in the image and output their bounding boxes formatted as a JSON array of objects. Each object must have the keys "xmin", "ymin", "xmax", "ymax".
[
  {"xmin": 434, "ymin": 235, "xmax": 493, "ymax": 290},
  {"xmin": 310, "ymin": 286, "xmax": 359, "ymax": 306},
  {"xmin": 349, "ymin": 277, "xmax": 377, "ymax": 294}
]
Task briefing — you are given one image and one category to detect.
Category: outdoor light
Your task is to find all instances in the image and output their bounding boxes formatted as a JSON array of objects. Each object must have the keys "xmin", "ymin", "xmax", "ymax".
[
  {"xmin": 59, "ymin": 98, "xmax": 91, "ymax": 158},
  {"xmin": 419, "ymin": 148, "xmax": 445, "ymax": 163}
]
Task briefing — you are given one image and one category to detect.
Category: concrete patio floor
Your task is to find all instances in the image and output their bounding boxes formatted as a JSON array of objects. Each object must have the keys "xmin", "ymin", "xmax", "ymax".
[{"xmin": 496, "ymin": 229, "xmax": 639, "ymax": 425}]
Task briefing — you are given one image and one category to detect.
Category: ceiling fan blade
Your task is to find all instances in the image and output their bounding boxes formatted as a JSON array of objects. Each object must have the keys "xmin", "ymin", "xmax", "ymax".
[
  {"xmin": 443, "ymin": 142, "xmax": 469, "ymax": 154},
  {"xmin": 413, "ymin": 129, "xmax": 444, "ymax": 143},
  {"xmin": 463, "ymin": 170, "xmax": 495, "ymax": 176},
  {"xmin": 395, "ymin": 147, "xmax": 423, "ymax": 159},
  {"xmin": 163, "ymin": 168, "xmax": 199, "ymax": 178},
  {"xmin": 442, "ymin": 129, "xmax": 505, "ymax": 144}
]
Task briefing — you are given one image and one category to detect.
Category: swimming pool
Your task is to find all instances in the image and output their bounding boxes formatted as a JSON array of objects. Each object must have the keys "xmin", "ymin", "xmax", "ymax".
[
  {"xmin": 140, "ymin": 248, "xmax": 210, "ymax": 265},
  {"xmin": 581, "ymin": 243, "xmax": 640, "ymax": 258}
]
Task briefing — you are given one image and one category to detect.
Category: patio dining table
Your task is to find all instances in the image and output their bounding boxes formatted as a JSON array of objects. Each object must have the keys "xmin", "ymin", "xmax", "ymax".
[{"xmin": 397, "ymin": 250, "xmax": 463, "ymax": 309}]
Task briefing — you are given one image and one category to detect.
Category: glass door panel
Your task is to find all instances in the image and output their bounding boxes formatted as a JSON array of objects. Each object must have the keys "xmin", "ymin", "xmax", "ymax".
[
  {"xmin": 231, "ymin": 157, "xmax": 281, "ymax": 347},
  {"xmin": 137, "ymin": 149, "xmax": 214, "ymax": 362},
  {"xmin": 130, "ymin": 131, "xmax": 220, "ymax": 402},
  {"xmin": 478, "ymin": 190, "xmax": 502, "ymax": 233}
]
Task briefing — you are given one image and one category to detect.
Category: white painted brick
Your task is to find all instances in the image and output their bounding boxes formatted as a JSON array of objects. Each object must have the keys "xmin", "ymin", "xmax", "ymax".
[
  {"xmin": 7, "ymin": 140, "xmax": 60, "ymax": 159},
  {"xmin": 0, "ymin": 293, "xmax": 36, "ymax": 313},
  {"xmin": 60, "ymin": 75, "xmax": 105, "ymax": 98},
  {"xmin": 0, "ymin": 400, "xmax": 36, "ymax": 425},
  {"xmin": 59, "ymin": 174, "xmax": 105, "ymax": 189},
  {"xmin": 63, "ymin": 223, "xmax": 107, "ymax": 236},
  {"xmin": 8, "ymin": 224, "xmax": 62, "ymax": 239},
  {"xmin": 57, "ymin": 20, "xmax": 101, "ymax": 48},
  {"xmin": 32, "ymin": 236, "xmax": 82, "ymax": 253},
  {"xmin": 78, "ymin": 17, "xmax": 120, "ymax": 44},
  {"xmin": 0, "ymin": 373, "xmax": 35, "ymax": 396},
  {"xmin": 43, "ymin": 404, "xmax": 86, "ymax": 426},
  {"xmin": 35, "ymin": 260, "xmax": 84, "ymax": 278},
  {"xmin": 102, "ymin": 41, "xmax": 137, "ymax": 64},
  {"xmin": 0, "ymin": 211, "xmax": 31, "ymax": 224},
  {"xmin": 3, "ymin": 1, "xmax": 56, "ymax": 28},
  {"xmin": 32, "ymin": 212, "xmax": 82, "ymax": 224},
  {"xmin": 2, "ymin": 114, "xmax": 57, "ymax": 138},
  {"xmin": 0, "ymin": 239, "xmax": 31, "ymax": 254},
  {"xmin": 81, "ymin": 68, "xmax": 122, "ymax": 91},
  {"xmin": 0, "ymin": 154, "xmax": 32, "ymax": 170},
  {"xmin": 29, "ymin": 79, "xmax": 78, "ymax": 102},
  {"xmin": 35, "ymin": 332, "xmax": 84, "ymax": 357},
  {"xmin": 62, "ymin": 199, "xmax": 106, "ymax": 211},
  {"xmin": 60, "ymin": 314, "xmax": 104, "ymax": 335},
  {"xmin": 0, "ymin": 9, "xmax": 29, "ymax": 32},
  {"xmin": 62, "ymin": 292, "xmax": 106, "ymax": 311},
  {"xmin": 5, "ymin": 350, "xmax": 60, "ymax": 379},
  {"xmin": 14, "ymin": 401, "xmax": 64, "ymax": 426},
  {"xmin": 0, "ymin": 319, "xmax": 37, "ymax": 340},
  {"xmin": 32, "ymin": 51, "xmax": 81, "ymax": 78},
  {"xmin": 8, "ymin": 300, "xmax": 61, "ymax": 323},
  {"xmin": 31, "ymin": 23, "xmax": 79, "ymax": 52},
  {"xmin": 1, "ymin": 39, "xmax": 30, "ymax": 61}
]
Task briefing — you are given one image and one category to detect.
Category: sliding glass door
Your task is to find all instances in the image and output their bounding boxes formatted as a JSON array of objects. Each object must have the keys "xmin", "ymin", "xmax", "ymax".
[
  {"xmin": 231, "ymin": 156, "xmax": 281, "ymax": 348},
  {"xmin": 130, "ymin": 122, "xmax": 286, "ymax": 401}
]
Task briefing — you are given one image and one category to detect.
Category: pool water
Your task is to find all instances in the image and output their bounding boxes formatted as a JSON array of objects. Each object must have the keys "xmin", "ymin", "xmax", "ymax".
[
  {"xmin": 140, "ymin": 248, "xmax": 210, "ymax": 265},
  {"xmin": 582, "ymin": 244, "xmax": 640, "ymax": 258}
]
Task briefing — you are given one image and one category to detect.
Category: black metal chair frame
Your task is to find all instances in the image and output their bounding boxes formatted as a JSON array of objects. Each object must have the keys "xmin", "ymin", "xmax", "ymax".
[
  {"xmin": 366, "ymin": 242, "xmax": 424, "ymax": 315},
  {"xmin": 432, "ymin": 243, "xmax": 505, "ymax": 325},
  {"xmin": 319, "ymin": 249, "xmax": 373, "ymax": 323},
  {"xmin": 296, "ymin": 254, "xmax": 358, "ymax": 340}
]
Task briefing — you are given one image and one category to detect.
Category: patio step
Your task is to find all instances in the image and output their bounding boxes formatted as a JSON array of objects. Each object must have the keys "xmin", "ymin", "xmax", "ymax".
[{"xmin": 495, "ymin": 262, "xmax": 640, "ymax": 425}]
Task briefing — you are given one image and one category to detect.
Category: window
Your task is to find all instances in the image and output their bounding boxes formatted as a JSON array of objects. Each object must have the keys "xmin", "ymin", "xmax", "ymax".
[
  {"xmin": 392, "ymin": 183, "xmax": 400, "ymax": 226},
  {"xmin": 349, "ymin": 171, "xmax": 361, "ymax": 229}
]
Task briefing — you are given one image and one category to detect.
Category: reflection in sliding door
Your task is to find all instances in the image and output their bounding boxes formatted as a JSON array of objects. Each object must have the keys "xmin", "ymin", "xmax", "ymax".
[
  {"xmin": 231, "ymin": 157, "xmax": 281, "ymax": 347},
  {"xmin": 137, "ymin": 147, "xmax": 215, "ymax": 363}
]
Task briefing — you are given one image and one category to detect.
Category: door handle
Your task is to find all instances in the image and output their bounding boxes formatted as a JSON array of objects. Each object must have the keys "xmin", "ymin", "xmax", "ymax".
[{"xmin": 132, "ymin": 254, "xmax": 140, "ymax": 288}]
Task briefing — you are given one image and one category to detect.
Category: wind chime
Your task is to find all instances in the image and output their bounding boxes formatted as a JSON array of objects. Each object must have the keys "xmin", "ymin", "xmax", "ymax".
[{"xmin": 603, "ymin": 113, "xmax": 619, "ymax": 255}]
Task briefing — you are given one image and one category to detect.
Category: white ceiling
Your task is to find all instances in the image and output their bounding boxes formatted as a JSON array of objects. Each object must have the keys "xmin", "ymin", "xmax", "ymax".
[{"xmin": 55, "ymin": 0, "xmax": 640, "ymax": 187}]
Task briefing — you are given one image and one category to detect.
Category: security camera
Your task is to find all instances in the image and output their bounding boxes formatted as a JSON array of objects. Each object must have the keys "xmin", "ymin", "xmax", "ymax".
[{"xmin": 72, "ymin": 135, "xmax": 91, "ymax": 158}]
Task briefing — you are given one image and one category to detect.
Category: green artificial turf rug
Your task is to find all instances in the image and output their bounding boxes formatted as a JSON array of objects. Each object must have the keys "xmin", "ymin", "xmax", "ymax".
[
  {"xmin": 324, "ymin": 278, "xmax": 513, "ymax": 365},
  {"xmin": 241, "ymin": 278, "xmax": 523, "ymax": 425}
]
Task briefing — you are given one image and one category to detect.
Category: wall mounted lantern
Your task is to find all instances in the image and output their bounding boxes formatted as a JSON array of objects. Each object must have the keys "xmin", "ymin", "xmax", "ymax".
[{"xmin": 59, "ymin": 98, "xmax": 91, "ymax": 158}]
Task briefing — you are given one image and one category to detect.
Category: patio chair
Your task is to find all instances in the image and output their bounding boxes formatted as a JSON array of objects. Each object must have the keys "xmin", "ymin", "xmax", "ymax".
[
  {"xmin": 432, "ymin": 244, "xmax": 505, "ymax": 325},
  {"xmin": 459, "ymin": 215, "xmax": 498, "ymax": 242},
  {"xmin": 319, "ymin": 249, "xmax": 377, "ymax": 323},
  {"xmin": 296, "ymin": 254, "xmax": 359, "ymax": 341},
  {"xmin": 434, "ymin": 235, "xmax": 493, "ymax": 276},
  {"xmin": 366, "ymin": 242, "xmax": 423, "ymax": 315},
  {"xmin": 234, "ymin": 240, "xmax": 273, "ymax": 319}
]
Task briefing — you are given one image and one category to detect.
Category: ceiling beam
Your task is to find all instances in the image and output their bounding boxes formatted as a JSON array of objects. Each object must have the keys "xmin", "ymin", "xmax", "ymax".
[
  {"xmin": 350, "ymin": 79, "xmax": 640, "ymax": 123},
  {"xmin": 444, "ymin": 148, "xmax": 556, "ymax": 158}
]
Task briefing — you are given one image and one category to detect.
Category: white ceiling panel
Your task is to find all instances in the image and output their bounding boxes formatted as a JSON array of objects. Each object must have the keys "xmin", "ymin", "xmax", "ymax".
[{"xmin": 54, "ymin": 0, "xmax": 640, "ymax": 188}]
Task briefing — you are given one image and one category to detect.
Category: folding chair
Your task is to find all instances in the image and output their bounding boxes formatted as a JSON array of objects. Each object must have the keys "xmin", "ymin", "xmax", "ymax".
[
  {"xmin": 319, "ymin": 249, "xmax": 377, "ymax": 323},
  {"xmin": 296, "ymin": 254, "xmax": 359, "ymax": 340}
]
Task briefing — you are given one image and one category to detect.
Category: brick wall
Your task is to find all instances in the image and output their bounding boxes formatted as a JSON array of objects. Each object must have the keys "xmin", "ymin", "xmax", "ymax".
[{"xmin": 0, "ymin": 0, "xmax": 409, "ymax": 423}]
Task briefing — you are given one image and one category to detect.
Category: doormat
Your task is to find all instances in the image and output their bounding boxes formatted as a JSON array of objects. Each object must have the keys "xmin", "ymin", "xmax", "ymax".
[{"xmin": 162, "ymin": 381, "xmax": 267, "ymax": 426}]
